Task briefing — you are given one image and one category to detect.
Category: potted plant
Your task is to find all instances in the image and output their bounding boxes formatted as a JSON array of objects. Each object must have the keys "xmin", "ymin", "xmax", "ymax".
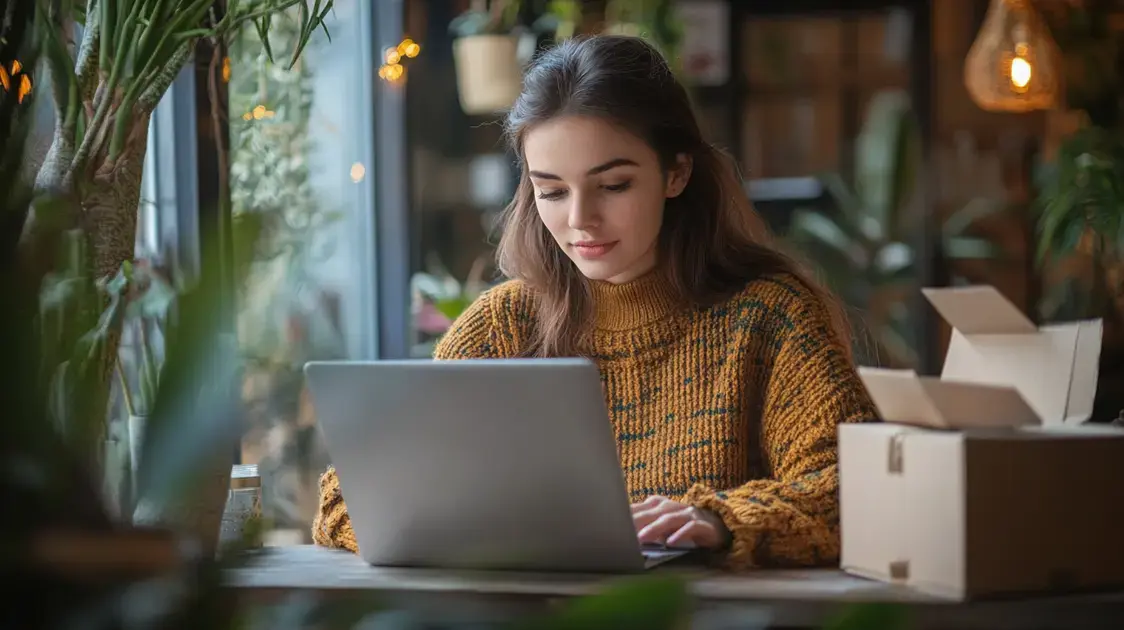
[
  {"xmin": 411, "ymin": 253, "xmax": 493, "ymax": 356},
  {"xmin": 449, "ymin": 0, "xmax": 527, "ymax": 115},
  {"xmin": 532, "ymin": 0, "xmax": 585, "ymax": 44},
  {"xmin": 13, "ymin": 0, "xmax": 332, "ymax": 514},
  {"xmin": 107, "ymin": 258, "xmax": 176, "ymax": 515}
]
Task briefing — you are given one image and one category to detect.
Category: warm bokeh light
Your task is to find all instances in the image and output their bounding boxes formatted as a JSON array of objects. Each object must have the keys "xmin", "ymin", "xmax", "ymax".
[
  {"xmin": 1010, "ymin": 55, "xmax": 1031, "ymax": 90},
  {"xmin": 379, "ymin": 38, "xmax": 421, "ymax": 83},
  {"xmin": 350, "ymin": 162, "xmax": 366, "ymax": 183}
]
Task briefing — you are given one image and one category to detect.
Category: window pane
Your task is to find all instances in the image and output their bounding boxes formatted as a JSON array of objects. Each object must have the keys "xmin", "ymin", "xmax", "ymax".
[{"xmin": 229, "ymin": 0, "xmax": 376, "ymax": 544}]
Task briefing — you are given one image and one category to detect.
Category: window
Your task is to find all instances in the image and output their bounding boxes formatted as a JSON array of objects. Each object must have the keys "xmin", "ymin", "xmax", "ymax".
[{"xmin": 229, "ymin": 0, "xmax": 378, "ymax": 543}]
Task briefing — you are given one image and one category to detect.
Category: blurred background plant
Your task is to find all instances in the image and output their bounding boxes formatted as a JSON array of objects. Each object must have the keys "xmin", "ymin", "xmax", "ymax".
[
  {"xmin": 603, "ymin": 0, "xmax": 684, "ymax": 70},
  {"xmin": 787, "ymin": 90, "xmax": 1010, "ymax": 367},
  {"xmin": 410, "ymin": 252, "xmax": 492, "ymax": 355},
  {"xmin": 1034, "ymin": 0, "xmax": 1124, "ymax": 421},
  {"xmin": 449, "ymin": 0, "xmax": 526, "ymax": 38},
  {"xmin": 531, "ymin": 0, "xmax": 584, "ymax": 42}
]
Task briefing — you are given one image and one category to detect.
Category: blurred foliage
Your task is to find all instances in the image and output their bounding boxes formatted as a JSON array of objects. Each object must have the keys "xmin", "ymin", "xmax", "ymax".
[
  {"xmin": 449, "ymin": 0, "xmax": 525, "ymax": 38},
  {"xmin": 230, "ymin": 6, "xmax": 345, "ymax": 368},
  {"xmin": 603, "ymin": 0, "xmax": 683, "ymax": 67},
  {"xmin": 788, "ymin": 90, "xmax": 1009, "ymax": 367},
  {"xmin": 1035, "ymin": 125, "xmax": 1124, "ymax": 323},
  {"xmin": 1031, "ymin": 0, "xmax": 1124, "ymax": 328}
]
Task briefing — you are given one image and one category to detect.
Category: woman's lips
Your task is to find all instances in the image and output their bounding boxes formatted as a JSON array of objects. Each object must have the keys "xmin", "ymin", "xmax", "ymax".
[{"xmin": 572, "ymin": 241, "xmax": 618, "ymax": 259}]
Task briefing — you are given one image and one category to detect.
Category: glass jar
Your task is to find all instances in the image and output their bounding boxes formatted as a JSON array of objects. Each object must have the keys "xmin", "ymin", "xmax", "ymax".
[{"xmin": 220, "ymin": 464, "xmax": 263, "ymax": 549}]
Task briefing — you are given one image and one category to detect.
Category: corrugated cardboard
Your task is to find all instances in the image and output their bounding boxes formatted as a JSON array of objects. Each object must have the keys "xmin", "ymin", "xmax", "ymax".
[{"xmin": 840, "ymin": 285, "xmax": 1124, "ymax": 600}]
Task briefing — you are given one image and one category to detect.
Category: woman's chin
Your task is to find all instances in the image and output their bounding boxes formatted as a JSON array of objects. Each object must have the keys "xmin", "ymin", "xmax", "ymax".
[
  {"xmin": 572, "ymin": 262, "xmax": 651, "ymax": 285},
  {"xmin": 573, "ymin": 263, "xmax": 619, "ymax": 282}
]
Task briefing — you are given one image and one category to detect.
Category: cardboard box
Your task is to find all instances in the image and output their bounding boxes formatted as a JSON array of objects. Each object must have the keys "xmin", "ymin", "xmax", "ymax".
[{"xmin": 840, "ymin": 285, "xmax": 1124, "ymax": 600}]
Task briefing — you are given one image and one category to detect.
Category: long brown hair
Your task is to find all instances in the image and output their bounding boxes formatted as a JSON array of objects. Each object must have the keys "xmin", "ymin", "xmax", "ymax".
[{"xmin": 497, "ymin": 35, "xmax": 850, "ymax": 358}]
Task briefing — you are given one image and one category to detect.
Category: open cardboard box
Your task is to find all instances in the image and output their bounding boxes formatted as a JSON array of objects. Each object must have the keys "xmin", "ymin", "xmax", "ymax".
[{"xmin": 839, "ymin": 285, "xmax": 1124, "ymax": 600}]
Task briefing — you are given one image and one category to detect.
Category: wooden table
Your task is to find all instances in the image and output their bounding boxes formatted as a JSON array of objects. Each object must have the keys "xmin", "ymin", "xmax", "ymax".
[{"xmin": 225, "ymin": 545, "xmax": 1124, "ymax": 629}]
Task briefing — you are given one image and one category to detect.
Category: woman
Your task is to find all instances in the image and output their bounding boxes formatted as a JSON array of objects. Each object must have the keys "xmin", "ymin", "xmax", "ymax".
[{"xmin": 314, "ymin": 35, "xmax": 878, "ymax": 570}]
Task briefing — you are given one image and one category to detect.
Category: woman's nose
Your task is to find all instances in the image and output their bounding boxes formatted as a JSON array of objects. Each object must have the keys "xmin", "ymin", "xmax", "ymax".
[{"xmin": 567, "ymin": 194, "xmax": 601, "ymax": 230}]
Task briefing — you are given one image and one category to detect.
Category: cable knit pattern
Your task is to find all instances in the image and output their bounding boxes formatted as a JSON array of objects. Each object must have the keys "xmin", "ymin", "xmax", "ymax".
[{"xmin": 312, "ymin": 271, "xmax": 878, "ymax": 569}]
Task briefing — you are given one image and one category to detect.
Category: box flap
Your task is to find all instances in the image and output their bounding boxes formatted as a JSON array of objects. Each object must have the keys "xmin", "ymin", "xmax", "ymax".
[
  {"xmin": 1065, "ymin": 319, "xmax": 1104, "ymax": 424},
  {"xmin": 921, "ymin": 286, "xmax": 1037, "ymax": 334},
  {"xmin": 858, "ymin": 367, "xmax": 1041, "ymax": 429},
  {"xmin": 941, "ymin": 322, "xmax": 1101, "ymax": 425}
]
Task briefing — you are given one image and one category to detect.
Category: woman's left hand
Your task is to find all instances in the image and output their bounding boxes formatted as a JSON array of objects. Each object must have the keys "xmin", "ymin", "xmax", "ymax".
[{"xmin": 630, "ymin": 495, "xmax": 730, "ymax": 549}]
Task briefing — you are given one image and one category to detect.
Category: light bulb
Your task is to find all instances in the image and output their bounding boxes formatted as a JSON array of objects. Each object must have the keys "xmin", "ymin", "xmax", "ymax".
[
  {"xmin": 1010, "ymin": 54, "xmax": 1032, "ymax": 90},
  {"xmin": 964, "ymin": 0, "xmax": 1060, "ymax": 113}
]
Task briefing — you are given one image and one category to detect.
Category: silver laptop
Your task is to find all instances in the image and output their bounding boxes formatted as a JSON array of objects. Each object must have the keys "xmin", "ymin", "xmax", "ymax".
[{"xmin": 304, "ymin": 358, "xmax": 692, "ymax": 573}]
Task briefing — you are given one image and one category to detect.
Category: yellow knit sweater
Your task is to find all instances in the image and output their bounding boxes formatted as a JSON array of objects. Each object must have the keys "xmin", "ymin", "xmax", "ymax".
[{"xmin": 313, "ymin": 271, "xmax": 877, "ymax": 569}]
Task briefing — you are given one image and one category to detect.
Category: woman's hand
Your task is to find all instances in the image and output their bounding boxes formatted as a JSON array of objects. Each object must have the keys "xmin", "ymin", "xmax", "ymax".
[{"xmin": 630, "ymin": 495, "xmax": 731, "ymax": 550}]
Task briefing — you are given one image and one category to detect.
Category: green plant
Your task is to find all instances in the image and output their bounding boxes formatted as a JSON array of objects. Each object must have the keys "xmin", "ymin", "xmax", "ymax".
[
  {"xmin": 603, "ymin": 0, "xmax": 683, "ymax": 66},
  {"xmin": 112, "ymin": 258, "xmax": 176, "ymax": 418},
  {"xmin": 531, "ymin": 0, "xmax": 583, "ymax": 42},
  {"xmin": 1034, "ymin": 125, "xmax": 1124, "ymax": 322},
  {"xmin": 413, "ymin": 253, "xmax": 492, "ymax": 326},
  {"xmin": 16, "ymin": 0, "xmax": 332, "ymax": 487},
  {"xmin": 449, "ymin": 0, "xmax": 524, "ymax": 38},
  {"xmin": 788, "ymin": 90, "xmax": 1007, "ymax": 367},
  {"xmin": 1032, "ymin": 1, "xmax": 1124, "ymax": 325},
  {"xmin": 230, "ymin": 7, "xmax": 344, "ymax": 367}
]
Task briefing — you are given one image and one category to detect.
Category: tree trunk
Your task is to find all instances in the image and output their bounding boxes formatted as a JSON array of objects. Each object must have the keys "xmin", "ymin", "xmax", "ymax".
[
  {"xmin": 81, "ymin": 117, "xmax": 152, "ymax": 471},
  {"xmin": 21, "ymin": 109, "xmax": 151, "ymax": 476},
  {"xmin": 83, "ymin": 117, "xmax": 149, "ymax": 282}
]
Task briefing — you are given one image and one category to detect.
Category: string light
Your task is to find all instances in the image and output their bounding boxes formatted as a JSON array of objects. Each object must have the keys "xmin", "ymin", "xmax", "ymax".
[
  {"xmin": 241, "ymin": 104, "xmax": 276, "ymax": 121},
  {"xmin": 0, "ymin": 59, "xmax": 32, "ymax": 104},
  {"xmin": 379, "ymin": 37, "xmax": 421, "ymax": 83}
]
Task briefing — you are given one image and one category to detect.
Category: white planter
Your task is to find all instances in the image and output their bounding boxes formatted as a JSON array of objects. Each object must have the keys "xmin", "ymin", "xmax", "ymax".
[
  {"xmin": 452, "ymin": 34, "xmax": 524, "ymax": 115},
  {"xmin": 128, "ymin": 414, "xmax": 147, "ymax": 492}
]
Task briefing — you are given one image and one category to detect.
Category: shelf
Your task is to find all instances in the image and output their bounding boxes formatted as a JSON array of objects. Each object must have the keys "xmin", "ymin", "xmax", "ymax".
[{"xmin": 746, "ymin": 177, "xmax": 824, "ymax": 203}]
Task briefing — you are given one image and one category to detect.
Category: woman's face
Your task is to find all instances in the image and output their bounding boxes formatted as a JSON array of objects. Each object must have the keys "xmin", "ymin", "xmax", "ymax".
[{"xmin": 523, "ymin": 116, "xmax": 691, "ymax": 285}]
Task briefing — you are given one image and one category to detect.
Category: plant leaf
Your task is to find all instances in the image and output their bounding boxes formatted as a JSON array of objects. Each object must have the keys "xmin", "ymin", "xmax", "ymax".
[
  {"xmin": 945, "ymin": 235, "xmax": 1002, "ymax": 260},
  {"xmin": 853, "ymin": 90, "xmax": 919, "ymax": 242},
  {"xmin": 943, "ymin": 196, "xmax": 1004, "ymax": 239},
  {"xmin": 512, "ymin": 575, "xmax": 691, "ymax": 630},
  {"xmin": 788, "ymin": 209, "xmax": 861, "ymax": 266}
]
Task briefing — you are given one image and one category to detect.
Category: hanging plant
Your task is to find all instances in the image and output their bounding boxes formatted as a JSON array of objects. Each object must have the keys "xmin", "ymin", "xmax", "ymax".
[{"xmin": 449, "ymin": 0, "xmax": 528, "ymax": 115}]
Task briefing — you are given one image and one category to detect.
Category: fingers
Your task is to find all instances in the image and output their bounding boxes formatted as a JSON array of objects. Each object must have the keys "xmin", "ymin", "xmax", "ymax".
[
  {"xmin": 636, "ymin": 506, "xmax": 697, "ymax": 545},
  {"xmin": 666, "ymin": 520, "xmax": 713, "ymax": 549},
  {"xmin": 630, "ymin": 494, "xmax": 665, "ymax": 514},
  {"xmin": 632, "ymin": 499, "xmax": 681, "ymax": 532}
]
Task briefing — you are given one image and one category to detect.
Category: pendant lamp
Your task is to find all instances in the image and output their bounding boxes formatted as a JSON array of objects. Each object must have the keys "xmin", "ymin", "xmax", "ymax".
[{"xmin": 964, "ymin": 0, "xmax": 1062, "ymax": 113}]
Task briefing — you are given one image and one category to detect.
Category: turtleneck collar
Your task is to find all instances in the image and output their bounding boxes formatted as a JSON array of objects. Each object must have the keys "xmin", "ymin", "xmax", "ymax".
[{"xmin": 588, "ymin": 270, "xmax": 681, "ymax": 331}]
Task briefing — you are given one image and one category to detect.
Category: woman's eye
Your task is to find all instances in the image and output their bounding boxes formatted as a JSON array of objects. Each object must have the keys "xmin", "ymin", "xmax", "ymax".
[
  {"xmin": 537, "ymin": 189, "xmax": 567, "ymax": 201},
  {"xmin": 604, "ymin": 181, "xmax": 632, "ymax": 193}
]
